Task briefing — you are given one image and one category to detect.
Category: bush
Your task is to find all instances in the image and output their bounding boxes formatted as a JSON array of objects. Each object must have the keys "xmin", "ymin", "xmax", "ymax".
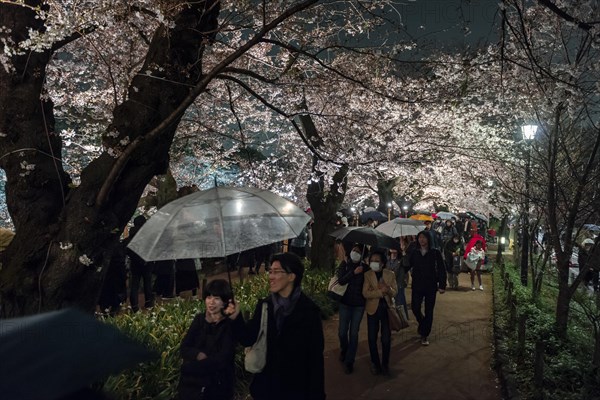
[
  {"xmin": 493, "ymin": 264, "xmax": 597, "ymax": 400},
  {"xmin": 103, "ymin": 265, "xmax": 332, "ymax": 399}
]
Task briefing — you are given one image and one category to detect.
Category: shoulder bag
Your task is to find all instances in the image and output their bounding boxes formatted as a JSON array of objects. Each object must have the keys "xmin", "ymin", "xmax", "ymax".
[
  {"xmin": 385, "ymin": 295, "xmax": 409, "ymax": 331},
  {"xmin": 244, "ymin": 302, "xmax": 268, "ymax": 373},
  {"xmin": 327, "ymin": 275, "xmax": 348, "ymax": 301}
]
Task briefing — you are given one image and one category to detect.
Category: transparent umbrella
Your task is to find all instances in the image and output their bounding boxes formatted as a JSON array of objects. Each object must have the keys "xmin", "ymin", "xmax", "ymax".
[
  {"xmin": 376, "ymin": 218, "xmax": 425, "ymax": 238},
  {"xmin": 127, "ymin": 186, "xmax": 311, "ymax": 261},
  {"xmin": 434, "ymin": 211, "xmax": 458, "ymax": 220}
]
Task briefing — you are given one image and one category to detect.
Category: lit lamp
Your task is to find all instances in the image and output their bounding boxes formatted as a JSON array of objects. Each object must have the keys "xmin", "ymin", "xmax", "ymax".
[
  {"xmin": 351, "ymin": 207, "xmax": 357, "ymax": 226},
  {"xmin": 403, "ymin": 205, "xmax": 408, "ymax": 218},
  {"xmin": 520, "ymin": 124, "xmax": 538, "ymax": 286},
  {"xmin": 387, "ymin": 202, "xmax": 392, "ymax": 221}
]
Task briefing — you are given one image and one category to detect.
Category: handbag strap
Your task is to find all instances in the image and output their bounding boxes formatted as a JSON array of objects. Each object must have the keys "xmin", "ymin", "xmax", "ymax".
[
  {"xmin": 384, "ymin": 294, "xmax": 395, "ymax": 308},
  {"xmin": 259, "ymin": 302, "xmax": 268, "ymax": 332}
]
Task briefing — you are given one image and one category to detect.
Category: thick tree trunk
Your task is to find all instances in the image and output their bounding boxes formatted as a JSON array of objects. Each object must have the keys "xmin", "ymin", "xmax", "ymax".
[
  {"xmin": 0, "ymin": 1, "xmax": 220, "ymax": 317},
  {"xmin": 297, "ymin": 112, "xmax": 348, "ymax": 271},
  {"xmin": 307, "ymin": 163, "xmax": 349, "ymax": 271},
  {"xmin": 375, "ymin": 174, "xmax": 397, "ymax": 217}
]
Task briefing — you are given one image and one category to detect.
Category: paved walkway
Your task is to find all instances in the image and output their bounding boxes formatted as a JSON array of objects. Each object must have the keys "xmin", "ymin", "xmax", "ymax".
[{"xmin": 323, "ymin": 273, "xmax": 502, "ymax": 400}]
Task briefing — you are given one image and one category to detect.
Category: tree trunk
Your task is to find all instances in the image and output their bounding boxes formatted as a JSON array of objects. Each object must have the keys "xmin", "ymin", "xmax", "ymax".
[
  {"xmin": 555, "ymin": 258, "xmax": 572, "ymax": 339},
  {"xmin": 0, "ymin": 1, "xmax": 220, "ymax": 317},
  {"xmin": 496, "ymin": 215, "xmax": 508, "ymax": 264},
  {"xmin": 307, "ymin": 163, "xmax": 349, "ymax": 271},
  {"xmin": 375, "ymin": 174, "xmax": 397, "ymax": 217},
  {"xmin": 297, "ymin": 112, "xmax": 348, "ymax": 271}
]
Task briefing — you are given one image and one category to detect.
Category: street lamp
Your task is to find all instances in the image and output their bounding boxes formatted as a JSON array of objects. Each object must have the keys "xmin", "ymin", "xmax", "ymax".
[
  {"xmin": 350, "ymin": 207, "xmax": 358, "ymax": 226},
  {"xmin": 387, "ymin": 202, "xmax": 392, "ymax": 221},
  {"xmin": 403, "ymin": 204, "xmax": 408, "ymax": 218},
  {"xmin": 520, "ymin": 124, "xmax": 538, "ymax": 286}
]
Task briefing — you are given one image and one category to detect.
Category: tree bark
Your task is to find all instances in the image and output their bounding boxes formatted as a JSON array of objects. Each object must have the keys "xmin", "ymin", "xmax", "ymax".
[
  {"xmin": 297, "ymin": 113, "xmax": 348, "ymax": 271},
  {"xmin": 307, "ymin": 163, "xmax": 349, "ymax": 271},
  {"xmin": 0, "ymin": 1, "xmax": 220, "ymax": 316}
]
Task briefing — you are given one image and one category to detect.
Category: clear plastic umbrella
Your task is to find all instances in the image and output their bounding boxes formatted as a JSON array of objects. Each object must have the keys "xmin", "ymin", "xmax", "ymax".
[
  {"xmin": 127, "ymin": 186, "xmax": 311, "ymax": 261},
  {"xmin": 376, "ymin": 218, "xmax": 425, "ymax": 238},
  {"xmin": 434, "ymin": 211, "xmax": 458, "ymax": 220}
]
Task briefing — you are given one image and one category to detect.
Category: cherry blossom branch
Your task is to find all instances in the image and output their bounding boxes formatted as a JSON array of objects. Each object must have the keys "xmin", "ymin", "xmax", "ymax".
[{"xmin": 95, "ymin": 0, "xmax": 319, "ymax": 207}]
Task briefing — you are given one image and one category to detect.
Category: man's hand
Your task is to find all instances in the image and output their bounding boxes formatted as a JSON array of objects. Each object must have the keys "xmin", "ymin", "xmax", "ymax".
[{"xmin": 438, "ymin": 289, "xmax": 445, "ymax": 294}]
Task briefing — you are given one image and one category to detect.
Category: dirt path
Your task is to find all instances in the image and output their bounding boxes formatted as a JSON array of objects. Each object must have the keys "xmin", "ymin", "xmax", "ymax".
[{"xmin": 322, "ymin": 272, "xmax": 502, "ymax": 400}]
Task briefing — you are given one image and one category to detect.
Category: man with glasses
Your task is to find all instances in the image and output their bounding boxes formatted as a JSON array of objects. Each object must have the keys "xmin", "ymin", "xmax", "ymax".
[{"xmin": 231, "ymin": 252, "xmax": 326, "ymax": 400}]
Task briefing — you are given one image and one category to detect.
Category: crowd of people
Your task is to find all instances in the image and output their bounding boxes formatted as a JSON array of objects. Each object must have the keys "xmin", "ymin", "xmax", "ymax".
[
  {"xmin": 92, "ymin": 211, "xmax": 492, "ymax": 399},
  {"xmin": 328, "ymin": 214, "xmax": 494, "ymax": 378}
]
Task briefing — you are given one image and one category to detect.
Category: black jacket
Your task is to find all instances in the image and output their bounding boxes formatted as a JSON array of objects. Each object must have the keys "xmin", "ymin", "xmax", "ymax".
[
  {"xmin": 336, "ymin": 260, "xmax": 368, "ymax": 307},
  {"xmin": 235, "ymin": 293, "xmax": 325, "ymax": 400},
  {"xmin": 179, "ymin": 314, "xmax": 236, "ymax": 400},
  {"xmin": 407, "ymin": 246, "xmax": 447, "ymax": 292},
  {"xmin": 444, "ymin": 240, "xmax": 464, "ymax": 272}
]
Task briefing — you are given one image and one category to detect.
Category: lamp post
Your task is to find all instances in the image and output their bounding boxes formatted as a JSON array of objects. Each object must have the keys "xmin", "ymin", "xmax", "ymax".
[
  {"xmin": 387, "ymin": 202, "xmax": 392, "ymax": 221},
  {"xmin": 351, "ymin": 207, "xmax": 357, "ymax": 226},
  {"xmin": 520, "ymin": 124, "xmax": 537, "ymax": 286},
  {"xmin": 403, "ymin": 205, "xmax": 408, "ymax": 218}
]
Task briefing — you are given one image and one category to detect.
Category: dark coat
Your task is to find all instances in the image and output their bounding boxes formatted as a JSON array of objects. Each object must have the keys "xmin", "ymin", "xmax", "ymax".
[
  {"xmin": 336, "ymin": 260, "xmax": 368, "ymax": 307},
  {"xmin": 179, "ymin": 314, "xmax": 236, "ymax": 400},
  {"xmin": 444, "ymin": 239, "xmax": 464, "ymax": 272},
  {"xmin": 235, "ymin": 293, "xmax": 325, "ymax": 400},
  {"xmin": 407, "ymin": 244, "xmax": 447, "ymax": 292}
]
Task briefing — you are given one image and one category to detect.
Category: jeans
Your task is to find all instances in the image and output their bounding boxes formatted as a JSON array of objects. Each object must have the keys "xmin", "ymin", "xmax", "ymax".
[
  {"xmin": 338, "ymin": 303, "xmax": 365, "ymax": 365},
  {"xmin": 366, "ymin": 302, "xmax": 391, "ymax": 367},
  {"xmin": 411, "ymin": 287, "xmax": 437, "ymax": 338}
]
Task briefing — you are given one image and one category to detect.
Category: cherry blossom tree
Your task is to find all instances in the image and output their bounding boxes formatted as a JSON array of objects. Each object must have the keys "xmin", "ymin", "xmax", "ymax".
[
  {"xmin": 1, "ymin": 0, "xmax": 418, "ymax": 315},
  {"xmin": 498, "ymin": 0, "xmax": 600, "ymax": 339}
]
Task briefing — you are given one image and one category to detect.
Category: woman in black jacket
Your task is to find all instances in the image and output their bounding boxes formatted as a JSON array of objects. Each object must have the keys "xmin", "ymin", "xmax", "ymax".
[
  {"xmin": 178, "ymin": 279, "xmax": 236, "ymax": 400},
  {"xmin": 233, "ymin": 252, "xmax": 325, "ymax": 400},
  {"xmin": 407, "ymin": 230, "xmax": 447, "ymax": 346},
  {"xmin": 336, "ymin": 243, "xmax": 368, "ymax": 374}
]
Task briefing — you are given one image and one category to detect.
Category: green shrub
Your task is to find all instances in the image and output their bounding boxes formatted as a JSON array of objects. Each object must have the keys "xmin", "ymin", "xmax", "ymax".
[{"xmin": 493, "ymin": 263, "xmax": 596, "ymax": 400}]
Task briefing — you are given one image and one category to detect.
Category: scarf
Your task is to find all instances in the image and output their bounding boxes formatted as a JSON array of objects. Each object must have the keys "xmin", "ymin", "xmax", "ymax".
[{"xmin": 271, "ymin": 286, "xmax": 302, "ymax": 332}]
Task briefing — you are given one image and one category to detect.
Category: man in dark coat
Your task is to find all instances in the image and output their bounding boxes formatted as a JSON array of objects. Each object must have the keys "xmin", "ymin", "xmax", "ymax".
[
  {"xmin": 232, "ymin": 252, "xmax": 325, "ymax": 400},
  {"xmin": 407, "ymin": 230, "xmax": 446, "ymax": 345}
]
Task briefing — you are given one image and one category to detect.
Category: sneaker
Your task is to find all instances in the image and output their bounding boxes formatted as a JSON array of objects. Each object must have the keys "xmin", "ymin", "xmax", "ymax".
[
  {"xmin": 421, "ymin": 336, "xmax": 430, "ymax": 346},
  {"xmin": 479, "ymin": 285, "xmax": 484, "ymax": 291},
  {"xmin": 471, "ymin": 285, "xmax": 476, "ymax": 291}
]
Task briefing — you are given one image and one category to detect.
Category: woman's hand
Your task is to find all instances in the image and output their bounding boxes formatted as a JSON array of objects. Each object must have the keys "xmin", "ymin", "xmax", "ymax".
[
  {"xmin": 225, "ymin": 299, "xmax": 240, "ymax": 319},
  {"xmin": 196, "ymin": 352, "xmax": 208, "ymax": 361}
]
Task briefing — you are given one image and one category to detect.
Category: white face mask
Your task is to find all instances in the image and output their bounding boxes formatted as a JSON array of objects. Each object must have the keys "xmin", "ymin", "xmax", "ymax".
[
  {"xmin": 370, "ymin": 262, "xmax": 381, "ymax": 272},
  {"xmin": 350, "ymin": 251, "xmax": 361, "ymax": 263}
]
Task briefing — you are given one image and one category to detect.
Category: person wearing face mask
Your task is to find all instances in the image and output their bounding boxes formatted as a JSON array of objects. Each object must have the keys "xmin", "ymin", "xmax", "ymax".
[
  {"xmin": 444, "ymin": 234, "xmax": 464, "ymax": 289},
  {"xmin": 335, "ymin": 243, "xmax": 368, "ymax": 374},
  {"xmin": 362, "ymin": 249, "xmax": 397, "ymax": 376},
  {"xmin": 407, "ymin": 230, "xmax": 446, "ymax": 346}
]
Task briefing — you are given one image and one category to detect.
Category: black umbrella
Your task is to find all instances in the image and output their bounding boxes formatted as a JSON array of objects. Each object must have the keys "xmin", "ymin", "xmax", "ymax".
[
  {"xmin": 330, "ymin": 227, "xmax": 400, "ymax": 250},
  {"xmin": 0, "ymin": 308, "xmax": 157, "ymax": 400},
  {"xmin": 360, "ymin": 210, "xmax": 388, "ymax": 223}
]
